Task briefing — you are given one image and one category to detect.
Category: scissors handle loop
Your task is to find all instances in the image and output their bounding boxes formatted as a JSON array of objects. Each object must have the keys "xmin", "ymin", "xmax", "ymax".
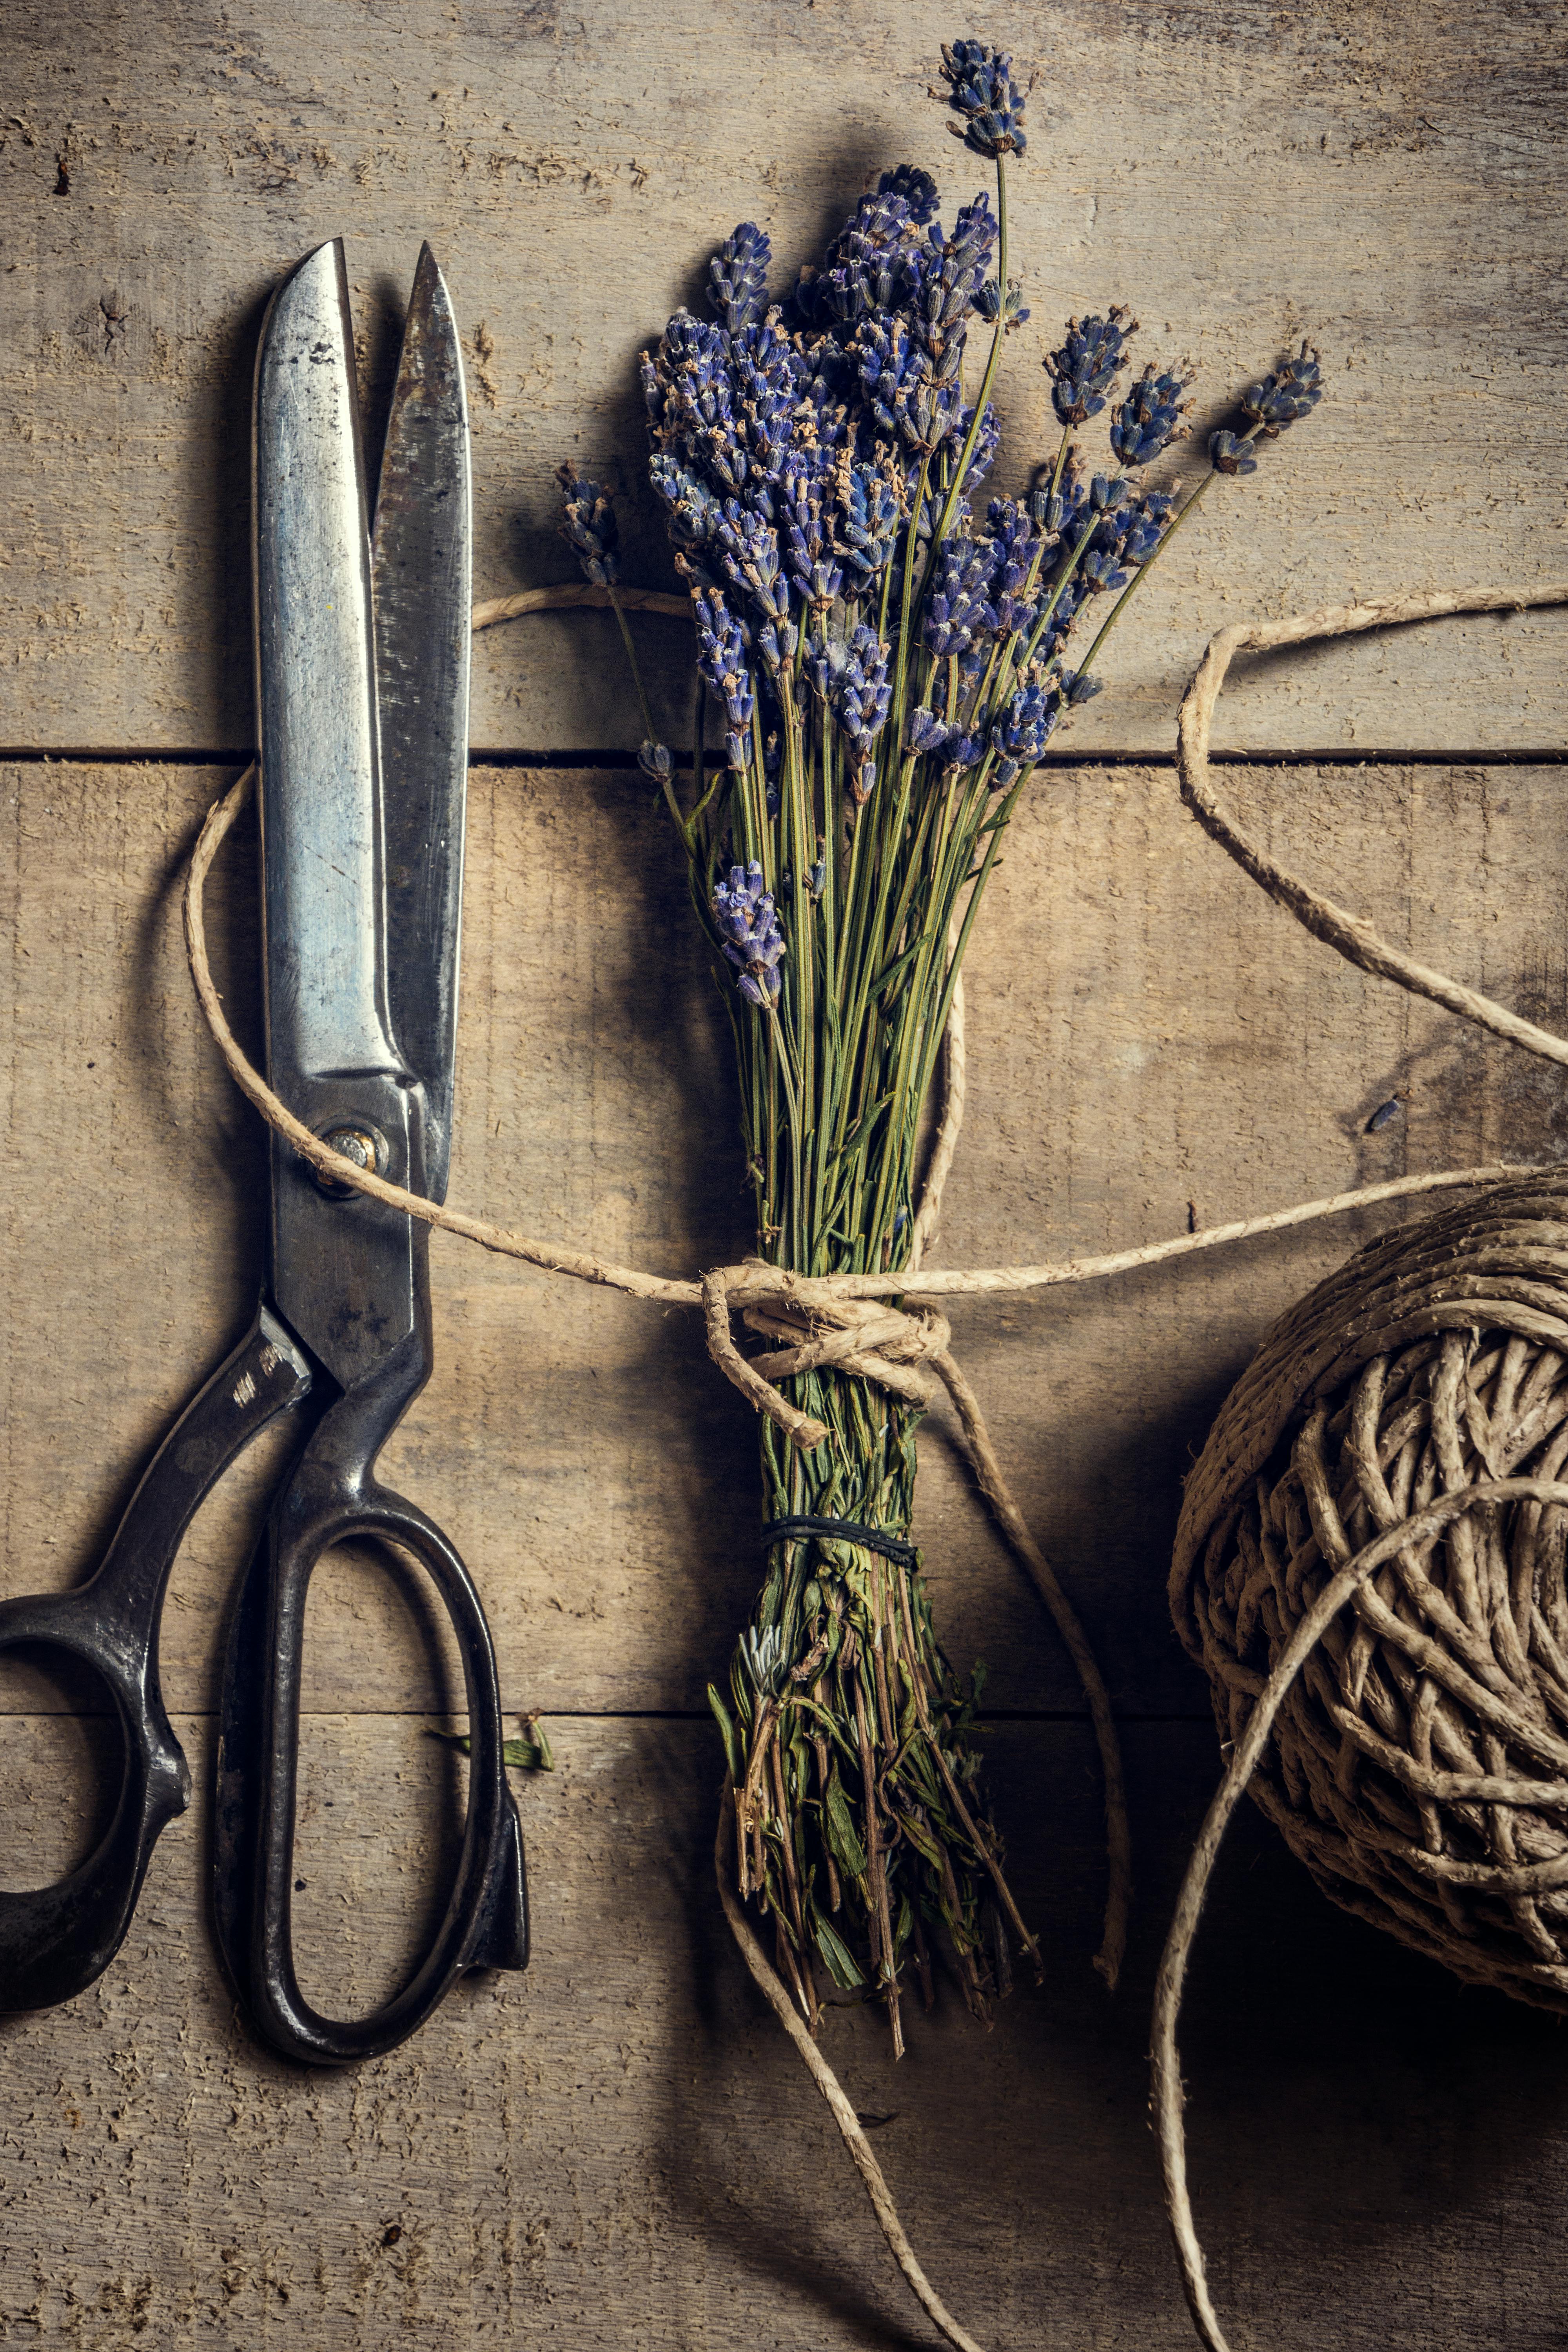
[
  {"xmin": 213, "ymin": 1327, "xmax": 528, "ymax": 2065},
  {"xmin": 0, "ymin": 1312, "xmax": 311, "ymax": 2012}
]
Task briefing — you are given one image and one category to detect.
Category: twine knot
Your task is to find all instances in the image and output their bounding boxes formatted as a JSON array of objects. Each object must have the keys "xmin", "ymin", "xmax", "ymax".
[{"xmin": 699, "ymin": 1258, "xmax": 953, "ymax": 1448}]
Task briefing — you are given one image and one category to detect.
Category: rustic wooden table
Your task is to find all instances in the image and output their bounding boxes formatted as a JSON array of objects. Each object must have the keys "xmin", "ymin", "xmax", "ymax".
[{"xmin": 4, "ymin": 2, "xmax": 1568, "ymax": 2344}]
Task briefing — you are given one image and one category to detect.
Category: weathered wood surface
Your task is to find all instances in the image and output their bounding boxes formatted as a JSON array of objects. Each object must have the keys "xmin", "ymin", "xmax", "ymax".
[
  {"xmin": 9, "ymin": 0, "xmax": 1568, "ymax": 2343},
  {"xmin": 4, "ymin": 0, "xmax": 1568, "ymax": 757},
  {"xmin": 4, "ymin": 757, "xmax": 1565, "ymax": 1724},
  {"xmin": 5, "ymin": 1711, "xmax": 1568, "ymax": 2352}
]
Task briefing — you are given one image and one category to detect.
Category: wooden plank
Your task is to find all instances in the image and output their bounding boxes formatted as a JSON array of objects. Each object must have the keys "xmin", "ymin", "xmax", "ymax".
[
  {"xmin": 3, "ymin": 756, "xmax": 1565, "ymax": 1719},
  {"xmin": 3, "ymin": 0, "xmax": 1567, "ymax": 756},
  {"xmin": 1, "ymin": 1711, "xmax": 1566, "ymax": 2350}
]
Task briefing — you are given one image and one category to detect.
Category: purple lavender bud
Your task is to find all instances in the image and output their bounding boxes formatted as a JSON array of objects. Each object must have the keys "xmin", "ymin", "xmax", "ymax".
[
  {"xmin": 944, "ymin": 193, "xmax": 1000, "ymax": 283},
  {"xmin": 956, "ymin": 397, "xmax": 1002, "ymax": 490},
  {"xmin": 878, "ymin": 162, "xmax": 941, "ymax": 225},
  {"xmin": 650, "ymin": 454, "xmax": 720, "ymax": 549},
  {"xmin": 1060, "ymin": 668, "xmax": 1103, "ymax": 704},
  {"xmin": 1209, "ymin": 428, "xmax": 1258, "ymax": 477},
  {"xmin": 984, "ymin": 497, "xmax": 1041, "ymax": 630},
  {"xmin": 757, "ymin": 617, "xmax": 798, "ymax": 676},
  {"xmin": 708, "ymin": 221, "xmax": 772, "ymax": 334},
  {"xmin": 1080, "ymin": 546, "xmax": 1130, "ymax": 595},
  {"xmin": 1120, "ymin": 490, "xmax": 1175, "ymax": 566},
  {"xmin": 1110, "ymin": 363, "xmax": 1193, "ymax": 469},
  {"xmin": 556, "ymin": 462, "xmax": 621, "ymax": 588},
  {"xmin": 934, "ymin": 39, "xmax": 1028, "ymax": 159},
  {"xmin": 1044, "ymin": 307, "xmax": 1137, "ymax": 427},
  {"xmin": 693, "ymin": 588, "xmax": 756, "ymax": 755},
  {"xmin": 922, "ymin": 534, "xmax": 1001, "ymax": 657},
  {"xmin": 638, "ymin": 741, "xmax": 674, "ymax": 784},
  {"xmin": 713, "ymin": 862, "xmax": 786, "ymax": 1007},
  {"xmin": 1241, "ymin": 343, "xmax": 1323, "ymax": 437},
  {"xmin": 1028, "ymin": 452, "xmax": 1088, "ymax": 543},
  {"xmin": 715, "ymin": 499, "xmax": 792, "ymax": 625},
  {"xmin": 976, "ymin": 277, "xmax": 1031, "ymax": 330},
  {"xmin": 729, "ymin": 316, "xmax": 805, "ymax": 479},
  {"xmin": 831, "ymin": 624, "xmax": 892, "ymax": 798},
  {"xmin": 906, "ymin": 705, "xmax": 951, "ymax": 756},
  {"xmin": 833, "ymin": 463, "xmax": 901, "ymax": 588}
]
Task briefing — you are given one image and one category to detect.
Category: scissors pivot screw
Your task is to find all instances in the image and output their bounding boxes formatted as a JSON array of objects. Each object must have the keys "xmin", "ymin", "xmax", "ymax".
[{"xmin": 312, "ymin": 1123, "xmax": 385, "ymax": 1194}]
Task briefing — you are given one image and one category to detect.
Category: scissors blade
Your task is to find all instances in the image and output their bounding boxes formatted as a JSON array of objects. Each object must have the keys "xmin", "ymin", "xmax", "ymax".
[
  {"xmin": 253, "ymin": 238, "xmax": 401, "ymax": 1099},
  {"xmin": 371, "ymin": 243, "xmax": 471, "ymax": 1205}
]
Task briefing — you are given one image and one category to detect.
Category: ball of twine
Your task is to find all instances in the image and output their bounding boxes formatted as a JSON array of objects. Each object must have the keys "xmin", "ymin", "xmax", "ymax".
[{"xmin": 1172, "ymin": 1172, "xmax": 1568, "ymax": 2007}]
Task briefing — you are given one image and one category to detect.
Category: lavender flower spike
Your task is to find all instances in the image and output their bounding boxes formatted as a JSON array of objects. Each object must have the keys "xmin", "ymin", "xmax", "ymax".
[
  {"xmin": 1242, "ymin": 342, "xmax": 1324, "ymax": 436},
  {"xmin": 713, "ymin": 862, "xmax": 786, "ymax": 1007},
  {"xmin": 1110, "ymin": 364, "xmax": 1192, "ymax": 470},
  {"xmin": 709, "ymin": 222, "xmax": 772, "ymax": 334},
  {"xmin": 556, "ymin": 462, "xmax": 621, "ymax": 587},
  {"xmin": 935, "ymin": 39, "xmax": 1028, "ymax": 159},
  {"xmin": 1044, "ymin": 308, "xmax": 1137, "ymax": 427}
]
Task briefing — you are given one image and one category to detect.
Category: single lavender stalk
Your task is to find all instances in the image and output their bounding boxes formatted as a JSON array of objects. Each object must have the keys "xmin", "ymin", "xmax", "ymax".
[{"xmin": 557, "ymin": 31, "xmax": 1321, "ymax": 2051}]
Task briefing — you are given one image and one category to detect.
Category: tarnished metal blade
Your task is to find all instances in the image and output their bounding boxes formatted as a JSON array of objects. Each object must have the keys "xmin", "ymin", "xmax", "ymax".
[
  {"xmin": 254, "ymin": 238, "xmax": 401, "ymax": 1097},
  {"xmin": 371, "ymin": 242, "xmax": 472, "ymax": 1205}
]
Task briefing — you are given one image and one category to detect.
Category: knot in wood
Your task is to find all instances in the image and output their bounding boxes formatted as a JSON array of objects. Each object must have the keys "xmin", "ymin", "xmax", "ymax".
[{"xmin": 1173, "ymin": 1172, "xmax": 1568, "ymax": 2009}]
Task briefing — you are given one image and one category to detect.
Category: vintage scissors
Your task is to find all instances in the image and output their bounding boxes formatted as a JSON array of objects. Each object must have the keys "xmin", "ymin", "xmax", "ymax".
[{"xmin": 0, "ymin": 241, "xmax": 528, "ymax": 2062}]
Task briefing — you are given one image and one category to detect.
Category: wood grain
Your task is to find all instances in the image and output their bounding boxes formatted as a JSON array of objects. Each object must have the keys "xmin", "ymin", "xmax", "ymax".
[
  {"xmin": 3, "ymin": 756, "xmax": 1565, "ymax": 1721},
  {"xmin": 3, "ymin": 0, "xmax": 1567, "ymax": 756},
  {"xmin": 3, "ymin": 1711, "xmax": 1568, "ymax": 2352},
  {"xmin": 7, "ymin": 4, "xmax": 1568, "ymax": 2332}
]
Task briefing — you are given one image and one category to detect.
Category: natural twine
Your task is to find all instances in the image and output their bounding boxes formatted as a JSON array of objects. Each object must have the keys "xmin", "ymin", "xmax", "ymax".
[
  {"xmin": 1157, "ymin": 577, "xmax": 1568, "ymax": 2352},
  {"xmin": 183, "ymin": 577, "xmax": 1565, "ymax": 2350}
]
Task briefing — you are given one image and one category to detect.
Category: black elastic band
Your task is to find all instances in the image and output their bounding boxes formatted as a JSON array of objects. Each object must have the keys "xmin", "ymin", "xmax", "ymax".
[{"xmin": 759, "ymin": 1514, "xmax": 919, "ymax": 1569}]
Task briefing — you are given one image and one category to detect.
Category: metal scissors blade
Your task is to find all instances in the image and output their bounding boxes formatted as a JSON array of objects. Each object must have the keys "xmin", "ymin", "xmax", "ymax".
[
  {"xmin": 373, "ymin": 243, "xmax": 472, "ymax": 1207},
  {"xmin": 253, "ymin": 239, "xmax": 401, "ymax": 1098}
]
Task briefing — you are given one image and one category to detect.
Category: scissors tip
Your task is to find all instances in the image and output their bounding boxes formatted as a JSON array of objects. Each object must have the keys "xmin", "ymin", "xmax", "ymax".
[
  {"xmin": 408, "ymin": 241, "xmax": 454, "ymax": 322},
  {"xmin": 279, "ymin": 237, "xmax": 347, "ymax": 298}
]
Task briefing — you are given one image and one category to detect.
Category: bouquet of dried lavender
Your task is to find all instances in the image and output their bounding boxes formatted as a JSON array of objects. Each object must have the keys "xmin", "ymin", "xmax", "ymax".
[{"xmin": 561, "ymin": 36, "xmax": 1321, "ymax": 2054}]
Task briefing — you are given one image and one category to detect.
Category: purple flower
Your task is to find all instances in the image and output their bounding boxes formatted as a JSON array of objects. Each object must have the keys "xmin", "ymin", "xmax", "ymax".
[
  {"xmin": 693, "ymin": 588, "xmax": 755, "ymax": 767},
  {"xmin": 782, "ymin": 451, "xmax": 842, "ymax": 610},
  {"xmin": 923, "ymin": 534, "xmax": 1000, "ymax": 657},
  {"xmin": 713, "ymin": 862, "xmax": 786, "ymax": 1006},
  {"xmin": 708, "ymin": 221, "xmax": 771, "ymax": 334},
  {"xmin": 1044, "ymin": 308, "xmax": 1136, "ymax": 427},
  {"xmin": 1209, "ymin": 428, "xmax": 1257, "ymax": 477},
  {"xmin": 834, "ymin": 626, "xmax": 893, "ymax": 799},
  {"xmin": 715, "ymin": 499, "xmax": 792, "ymax": 624},
  {"xmin": 1109, "ymin": 364, "xmax": 1192, "ymax": 469},
  {"xmin": 934, "ymin": 40, "xmax": 1028, "ymax": 159},
  {"xmin": 878, "ymin": 162, "xmax": 941, "ymax": 225},
  {"xmin": 906, "ymin": 705, "xmax": 951, "ymax": 756},
  {"xmin": 984, "ymin": 497, "xmax": 1041, "ymax": 630},
  {"xmin": 556, "ymin": 463, "xmax": 620, "ymax": 587},
  {"xmin": 1242, "ymin": 343, "xmax": 1323, "ymax": 436},
  {"xmin": 833, "ymin": 461, "xmax": 902, "ymax": 588},
  {"xmin": 989, "ymin": 678, "xmax": 1059, "ymax": 787}
]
